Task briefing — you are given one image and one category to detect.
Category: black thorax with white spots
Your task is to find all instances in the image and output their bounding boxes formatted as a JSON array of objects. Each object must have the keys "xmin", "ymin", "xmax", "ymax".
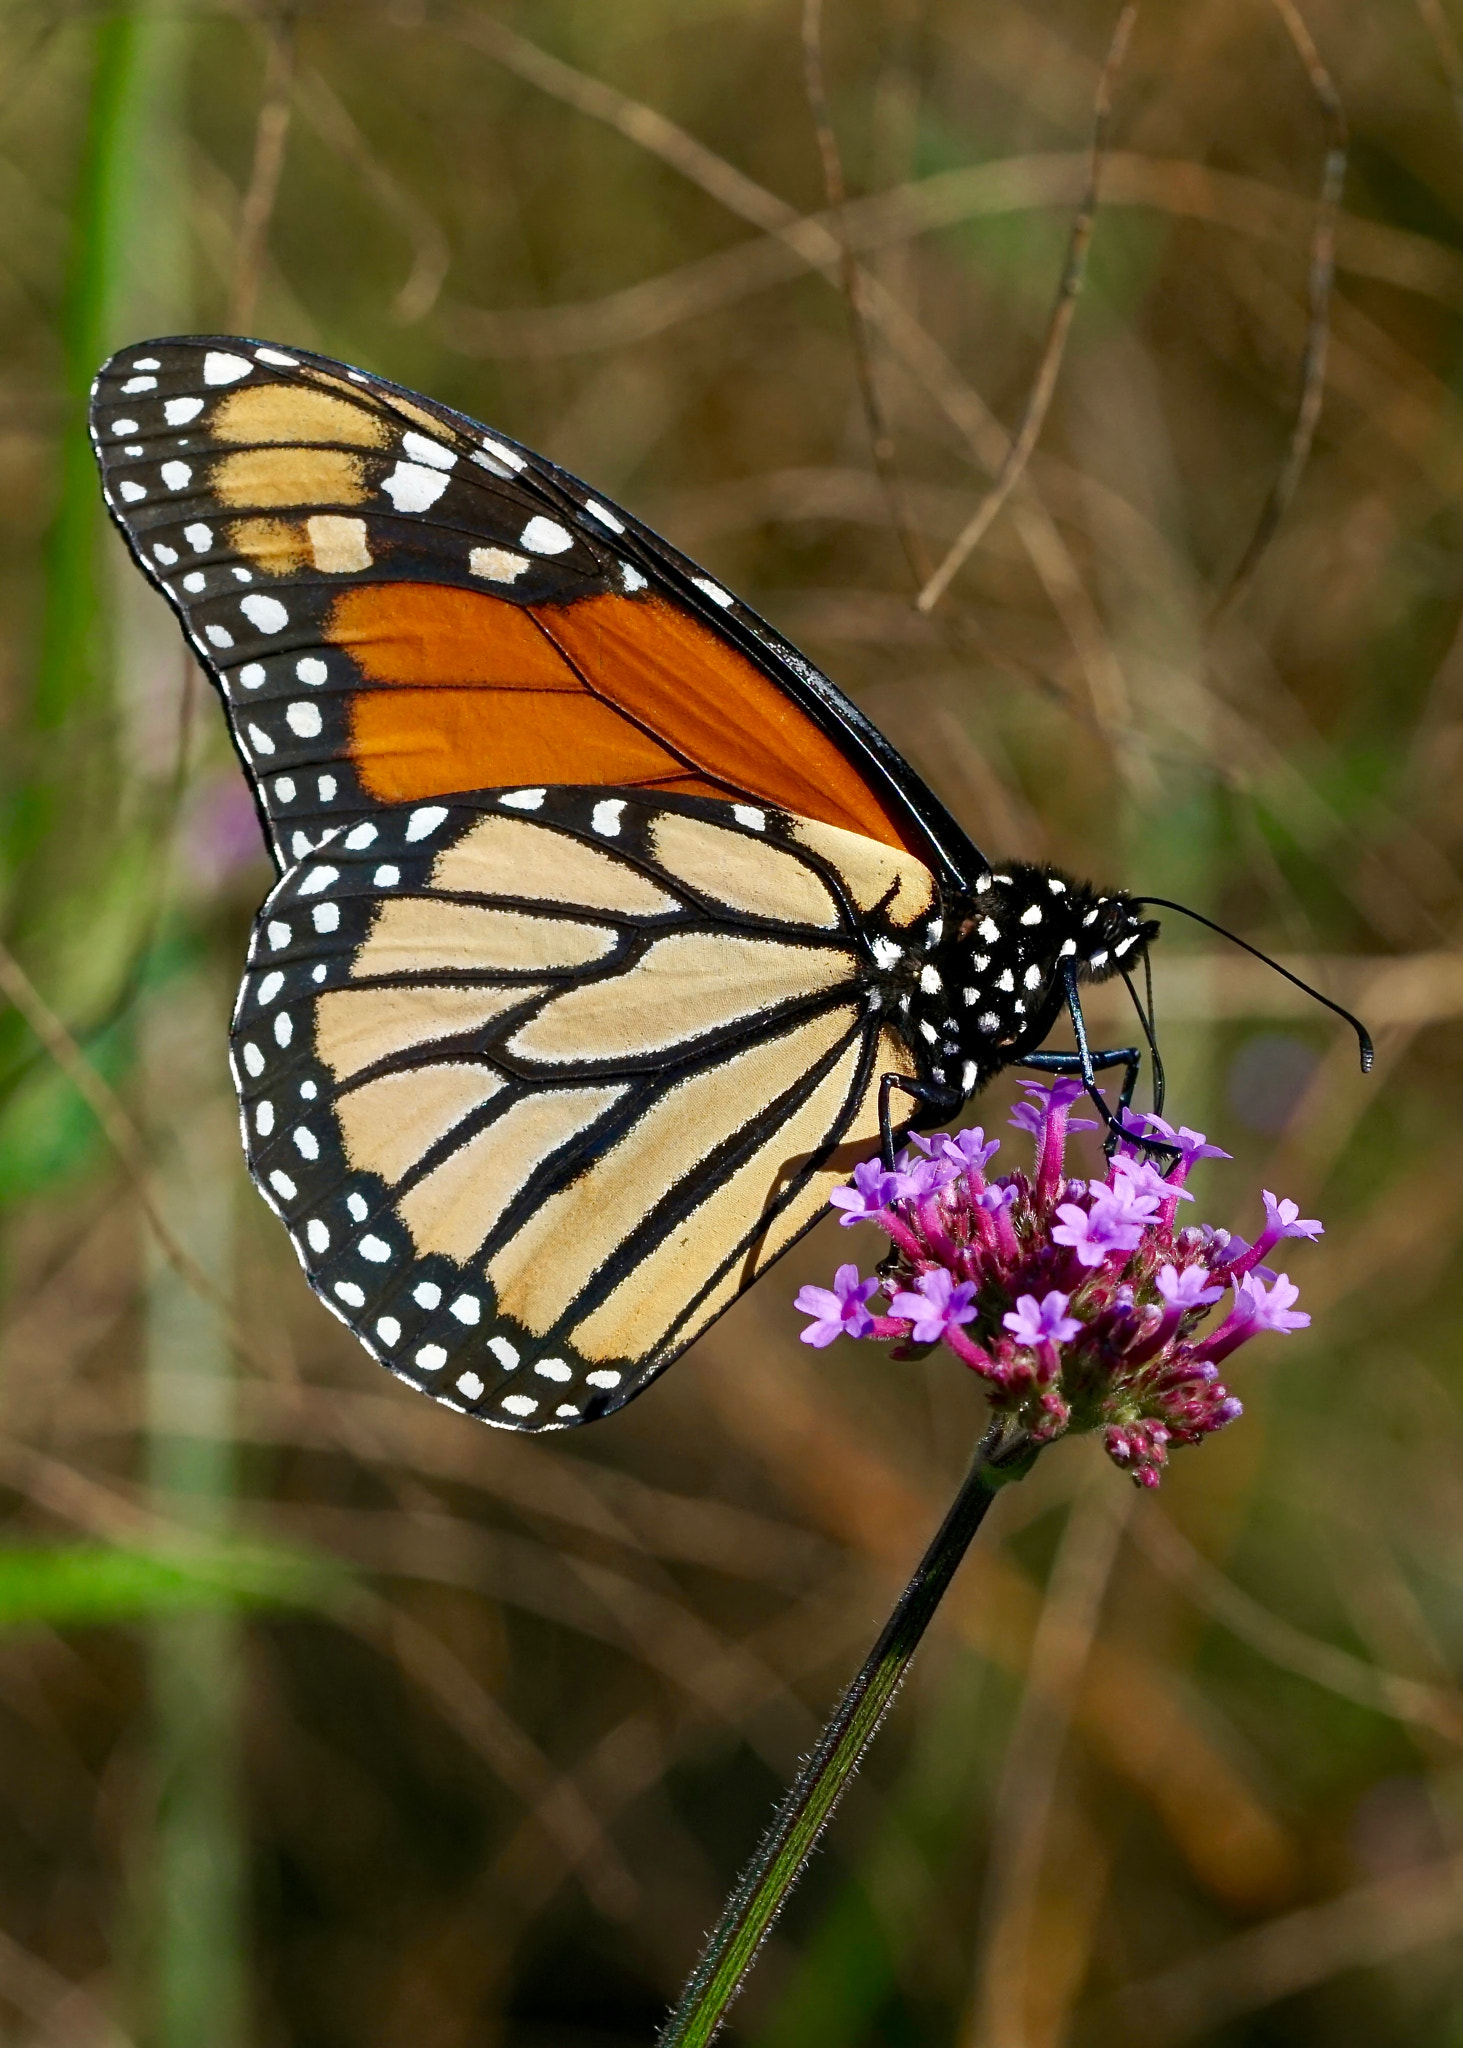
[{"xmin": 875, "ymin": 863, "xmax": 1161, "ymax": 1104}]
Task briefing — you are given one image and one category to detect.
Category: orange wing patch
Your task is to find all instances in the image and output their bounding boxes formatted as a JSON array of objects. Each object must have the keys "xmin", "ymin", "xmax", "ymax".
[{"xmin": 328, "ymin": 583, "xmax": 915, "ymax": 854}]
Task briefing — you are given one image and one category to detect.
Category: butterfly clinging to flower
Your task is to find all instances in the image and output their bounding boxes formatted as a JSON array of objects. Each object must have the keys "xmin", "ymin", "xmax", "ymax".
[{"xmin": 91, "ymin": 338, "xmax": 1370, "ymax": 1432}]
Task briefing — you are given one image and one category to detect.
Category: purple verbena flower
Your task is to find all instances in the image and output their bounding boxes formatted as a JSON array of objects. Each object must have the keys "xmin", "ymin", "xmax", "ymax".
[
  {"xmin": 1003, "ymin": 1291, "xmax": 1083, "ymax": 1346},
  {"xmin": 798, "ymin": 1077, "xmax": 1322, "ymax": 1485},
  {"xmin": 1156, "ymin": 1263, "xmax": 1224, "ymax": 1311},
  {"xmin": 795, "ymin": 1264, "xmax": 880, "ymax": 1348},
  {"xmin": 829, "ymin": 1160, "xmax": 904, "ymax": 1225},
  {"xmin": 1053, "ymin": 1195, "xmax": 1149, "ymax": 1268},
  {"xmin": 889, "ymin": 1268, "xmax": 978, "ymax": 1345}
]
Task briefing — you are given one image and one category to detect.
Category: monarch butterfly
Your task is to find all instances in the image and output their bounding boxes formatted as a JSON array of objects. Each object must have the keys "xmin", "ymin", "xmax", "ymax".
[{"xmin": 91, "ymin": 337, "xmax": 1369, "ymax": 1433}]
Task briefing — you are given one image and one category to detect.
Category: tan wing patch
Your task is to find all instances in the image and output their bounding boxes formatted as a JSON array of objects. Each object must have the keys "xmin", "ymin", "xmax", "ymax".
[
  {"xmin": 649, "ymin": 813, "xmax": 839, "ymax": 929},
  {"xmin": 569, "ymin": 1034, "xmax": 866, "ymax": 1362},
  {"xmin": 506, "ymin": 931, "xmax": 854, "ymax": 1063},
  {"xmin": 432, "ymin": 816, "xmax": 678, "ymax": 917},
  {"xmin": 395, "ymin": 1085, "xmax": 626, "ymax": 1262},
  {"xmin": 335, "ymin": 1062, "xmax": 505, "ymax": 1184},
  {"xmin": 788, "ymin": 816, "xmax": 937, "ymax": 925},
  {"xmin": 315, "ymin": 983, "xmax": 543, "ymax": 1082},
  {"xmin": 351, "ymin": 900, "xmax": 616, "ymax": 979},
  {"xmin": 228, "ymin": 518, "xmax": 311, "ymax": 573},
  {"xmin": 739, "ymin": 1028, "xmax": 918, "ymax": 1279},
  {"xmin": 485, "ymin": 1004, "xmax": 858, "ymax": 1335},
  {"xmin": 212, "ymin": 446, "xmax": 367, "ymax": 509},
  {"xmin": 307, "ymin": 514, "xmax": 372, "ymax": 572},
  {"xmin": 211, "ymin": 383, "xmax": 390, "ymax": 447}
]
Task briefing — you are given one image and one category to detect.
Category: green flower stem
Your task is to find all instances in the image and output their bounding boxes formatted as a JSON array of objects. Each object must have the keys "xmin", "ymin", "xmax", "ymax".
[{"xmin": 657, "ymin": 1419, "xmax": 1036, "ymax": 2048}]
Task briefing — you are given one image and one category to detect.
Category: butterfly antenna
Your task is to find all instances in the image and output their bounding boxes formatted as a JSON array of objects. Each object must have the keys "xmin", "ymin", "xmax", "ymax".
[
  {"xmin": 1121, "ymin": 951, "xmax": 1165, "ymax": 1116},
  {"xmin": 1133, "ymin": 897, "xmax": 1374, "ymax": 1073}
]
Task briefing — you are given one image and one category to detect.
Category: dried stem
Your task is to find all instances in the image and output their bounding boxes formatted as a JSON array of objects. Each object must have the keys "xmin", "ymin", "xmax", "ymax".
[
  {"xmin": 227, "ymin": 8, "xmax": 295, "ymax": 331},
  {"xmin": 801, "ymin": 0, "xmax": 931, "ymax": 588},
  {"xmin": 1211, "ymin": 0, "xmax": 1347, "ymax": 621},
  {"xmin": 657, "ymin": 1422, "xmax": 1034, "ymax": 2047},
  {"xmin": 917, "ymin": 2, "xmax": 1137, "ymax": 615}
]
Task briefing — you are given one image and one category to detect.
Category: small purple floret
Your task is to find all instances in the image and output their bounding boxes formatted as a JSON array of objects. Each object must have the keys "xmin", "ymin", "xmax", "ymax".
[
  {"xmin": 889, "ymin": 1268, "xmax": 978, "ymax": 1345},
  {"xmin": 1003, "ymin": 1291, "xmax": 1083, "ymax": 1346},
  {"xmin": 795, "ymin": 1264, "xmax": 880, "ymax": 1347}
]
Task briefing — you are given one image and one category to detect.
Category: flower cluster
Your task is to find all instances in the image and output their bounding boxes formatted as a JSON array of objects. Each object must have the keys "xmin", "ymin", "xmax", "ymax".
[{"xmin": 795, "ymin": 1081, "xmax": 1322, "ymax": 1485}]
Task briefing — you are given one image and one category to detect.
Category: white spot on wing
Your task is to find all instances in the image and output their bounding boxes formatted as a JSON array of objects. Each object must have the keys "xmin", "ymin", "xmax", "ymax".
[
  {"xmin": 242, "ymin": 594, "xmax": 289, "ymax": 634},
  {"xmin": 413, "ymin": 1283, "xmax": 442, "ymax": 1309},
  {"xmin": 520, "ymin": 516, "xmax": 572, "ymax": 555},
  {"xmin": 479, "ymin": 436, "xmax": 524, "ymax": 471},
  {"xmin": 119, "ymin": 481, "xmax": 146, "ymax": 502},
  {"xmin": 306, "ymin": 1219, "xmax": 330, "ymax": 1252},
  {"xmin": 164, "ymin": 396, "xmax": 204, "ymax": 425},
  {"xmin": 591, "ymin": 799, "xmax": 624, "ymax": 836},
  {"xmin": 401, "ymin": 431, "xmax": 456, "ymax": 471},
  {"xmin": 286, "ymin": 701, "xmax": 322, "ymax": 737},
  {"xmin": 203, "ymin": 350, "xmax": 253, "ymax": 385},
  {"xmin": 111, "ymin": 418, "xmax": 139, "ymax": 435},
  {"xmin": 121, "ymin": 375, "xmax": 156, "ymax": 393},
  {"xmin": 184, "ymin": 523, "xmax": 213, "ymax": 552},
  {"xmin": 534, "ymin": 1359, "xmax": 572, "ymax": 1382},
  {"xmin": 488, "ymin": 1336, "xmax": 520, "ymax": 1370},
  {"xmin": 450, "ymin": 1295, "xmax": 480, "ymax": 1325},
  {"xmin": 160, "ymin": 461, "xmax": 192, "ymax": 490},
  {"xmin": 374, "ymin": 864, "xmax": 400, "ymax": 886},
  {"xmin": 620, "ymin": 562, "xmax": 648, "ymax": 592},
  {"xmin": 457, "ymin": 1371, "xmax": 484, "ymax": 1400},
  {"xmin": 335, "ymin": 1281, "xmax": 365, "ymax": 1307},
  {"xmin": 269, "ymin": 1170, "xmax": 297, "ymax": 1199},
  {"xmin": 312, "ymin": 902, "xmax": 339, "ymax": 934},
  {"xmin": 297, "ymin": 866, "xmax": 339, "ymax": 896},
  {"xmin": 405, "ymin": 806, "xmax": 448, "ymax": 841},
  {"xmin": 416, "ymin": 1344, "xmax": 448, "ymax": 1371},
  {"xmin": 344, "ymin": 823, "xmax": 377, "ymax": 850},
  {"xmin": 358, "ymin": 1235, "xmax": 391, "ymax": 1263},
  {"xmin": 376, "ymin": 1315, "xmax": 400, "ymax": 1343},
  {"xmin": 255, "ymin": 348, "xmax": 299, "ymax": 366},
  {"xmin": 585, "ymin": 1369, "xmax": 621, "ymax": 1390},
  {"xmin": 499, "ymin": 788, "xmax": 545, "ymax": 811},
  {"xmin": 501, "ymin": 1394, "xmax": 538, "ymax": 1417},
  {"xmin": 205, "ymin": 624, "xmax": 235, "ymax": 649},
  {"xmin": 584, "ymin": 500, "xmax": 624, "ymax": 533},
  {"xmin": 732, "ymin": 806, "xmax": 765, "ymax": 830},
  {"xmin": 296, "ymin": 657, "xmax": 327, "ymax": 685},
  {"xmin": 468, "ymin": 546, "xmax": 530, "ymax": 583},
  {"xmin": 693, "ymin": 576, "xmax": 733, "ymax": 607},
  {"xmin": 241, "ymin": 1043, "xmax": 264, "ymax": 1078},
  {"xmin": 381, "ymin": 462, "xmax": 449, "ymax": 512}
]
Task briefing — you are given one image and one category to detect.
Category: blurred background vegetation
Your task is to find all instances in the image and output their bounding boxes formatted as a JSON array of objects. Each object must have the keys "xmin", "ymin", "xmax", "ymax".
[{"xmin": 0, "ymin": 0, "xmax": 1461, "ymax": 2042}]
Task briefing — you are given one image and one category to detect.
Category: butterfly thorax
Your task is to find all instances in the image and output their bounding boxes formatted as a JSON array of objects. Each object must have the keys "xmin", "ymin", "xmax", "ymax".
[{"xmin": 897, "ymin": 863, "xmax": 1160, "ymax": 1103}]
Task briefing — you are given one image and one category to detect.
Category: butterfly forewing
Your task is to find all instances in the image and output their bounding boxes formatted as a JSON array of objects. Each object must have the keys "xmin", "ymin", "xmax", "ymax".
[
  {"xmin": 92, "ymin": 338, "xmax": 965, "ymax": 877},
  {"xmin": 231, "ymin": 788, "xmax": 933, "ymax": 1429}
]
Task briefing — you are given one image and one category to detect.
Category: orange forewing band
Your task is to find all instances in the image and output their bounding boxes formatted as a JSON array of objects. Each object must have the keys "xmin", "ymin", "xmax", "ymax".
[{"xmin": 329, "ymin": 583, "xmax": 915, "ymax": 853}]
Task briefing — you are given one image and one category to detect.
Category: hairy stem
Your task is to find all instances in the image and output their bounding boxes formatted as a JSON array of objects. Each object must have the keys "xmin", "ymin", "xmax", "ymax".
[{"xmin": 657, "ymin": 1419, "xmax": 1035, "ymax": 2047}]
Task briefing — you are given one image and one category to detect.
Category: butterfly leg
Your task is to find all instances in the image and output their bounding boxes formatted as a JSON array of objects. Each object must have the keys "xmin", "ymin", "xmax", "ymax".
[
  {"xmin": 878, "ymin": 1073, "xmax": 964, "ymax": 1172},
  {"xmin": 1019, "ymin": 966, "xmax": 1181, "ymax": 1167}
]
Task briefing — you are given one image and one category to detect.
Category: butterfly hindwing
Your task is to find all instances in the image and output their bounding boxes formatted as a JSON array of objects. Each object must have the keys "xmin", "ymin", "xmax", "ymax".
[
  {"xmin": 231, "ymin": 788, "xmax": 936, "ymax": 1429},
  {"xmin": 91, "ymin": 337, "xmax": 983, "ymax": 886}
]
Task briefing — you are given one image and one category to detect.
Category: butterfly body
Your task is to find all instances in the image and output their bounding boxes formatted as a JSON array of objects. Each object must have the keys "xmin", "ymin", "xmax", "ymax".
[{"xmin": 92, "ymin": 336, "xmax": 1159, "ymax": 1430}]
